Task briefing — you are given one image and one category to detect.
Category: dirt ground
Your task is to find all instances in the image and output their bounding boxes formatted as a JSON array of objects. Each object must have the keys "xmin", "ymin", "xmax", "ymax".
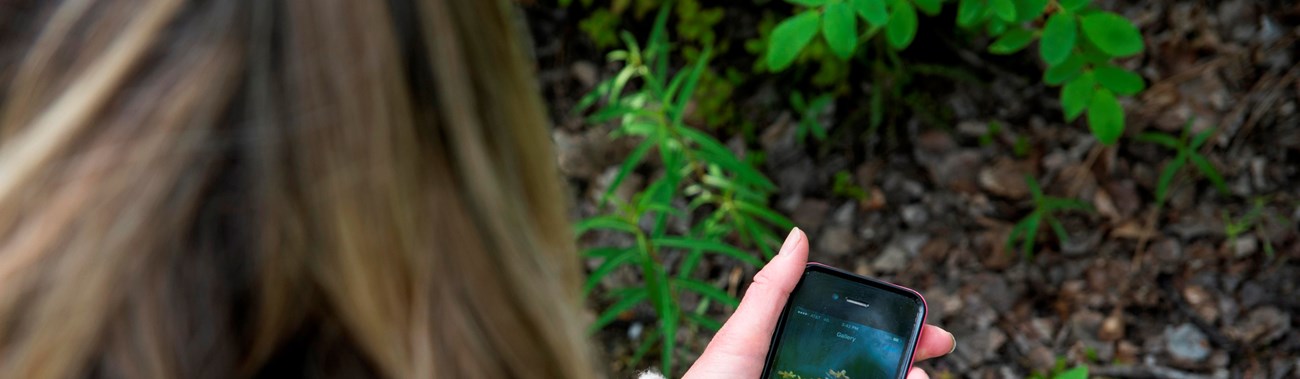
[{"xmin": 526, "ymin": 1, "xmax": 1300, "ymax": 377}]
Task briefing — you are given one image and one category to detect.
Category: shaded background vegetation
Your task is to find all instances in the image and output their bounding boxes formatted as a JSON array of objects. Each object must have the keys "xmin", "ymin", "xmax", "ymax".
[{"xmin": 524, "ymin": 0, "xmax": 1299, "ymax": 377}]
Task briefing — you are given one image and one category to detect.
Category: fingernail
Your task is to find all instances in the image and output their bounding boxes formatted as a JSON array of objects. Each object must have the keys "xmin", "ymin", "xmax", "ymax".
[
  {"xmin": 778, "ymin": 227, "xmax": 803, "ymax": 254},
  {"xmin": 947, "ymin": 331, "xmax": 957, "ymax": 355}
]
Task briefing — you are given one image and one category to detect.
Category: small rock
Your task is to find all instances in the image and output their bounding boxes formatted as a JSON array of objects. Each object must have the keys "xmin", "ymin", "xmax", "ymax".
[
  {"xmin": 570, "ymin": 60, "xmax": 599, "ymax": 88},
  {"xmin": 956, "ymin": 328, "xmax": 1008, "ymax": 365},
  {"xmin": 1232, "ymin": 236, "xmax": 1259, "ymax": 257},
  {"xmin": 1070, "ymin": 310, "xmax": 1105, "ymax": 341},
  {"xmin": 900, "ymin": 204, "xmax": 928, "ymax": 228},
  {"xmin": 978, "ymin": 159, "xmax": 1032, "ymax": 199},
  {"xmin": 1228, "ymin": 307, "xmax": 1291, "ymax": 345},
  {"xmin": 872, "ymin": 234, "xmax": 927, "ymax": 273},
  {"xmin": 1099, "ymin": 311, "xmax": 1125, "ymax": 341},
  {"xmin": 1116, "ymin": 340, "xmax": 1140, "ymax": 364},
  {"xmin": 923, "ymin": 150, "xmax": 983, "ymax": 193},
  {"xmin": 1183, "ymin": 284, "xmax": 1220, "ymax": 323},
  {"xmin": 831, "ymin": 202, "xmax": 855, "ymax": 226},
  {"xmin": 791, "ymin": 198, "xmax": 831, "ymax": 233},
  {"xmin": 1027, "ymin": 345, "xmax": 1057, "ymax": 373},
  {"xmin": 818, "ymin": 226, "xmax": 857, "ymax": 257},
  {"xmin": 1166, "ymin": 323, "xmax": 1211, "ymax": 363}
]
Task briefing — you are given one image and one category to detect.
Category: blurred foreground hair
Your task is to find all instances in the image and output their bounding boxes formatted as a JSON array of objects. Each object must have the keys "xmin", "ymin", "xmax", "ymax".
[{"xmin": 0, "ymin": 0, "xmax": 594, "ymax": 378}]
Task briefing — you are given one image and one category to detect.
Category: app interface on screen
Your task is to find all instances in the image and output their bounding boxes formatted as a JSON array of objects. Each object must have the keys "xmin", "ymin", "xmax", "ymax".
[{"xmin": 767, "ymin": 272, "xmax": 920, "ymax": 379}]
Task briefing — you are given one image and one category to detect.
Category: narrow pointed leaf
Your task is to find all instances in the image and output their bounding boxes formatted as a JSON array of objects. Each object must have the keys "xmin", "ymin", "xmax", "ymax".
[
  {"xmin": 672, "ymin": 278, "xmax": 741, "ymax": 307},
  {"xmin": 1189, "ymin": 154, "xmax": 1229, "ymax": 195},
  {"xmin": 589, "ymin": 288, "xmax": 646, "ymax": 333}
]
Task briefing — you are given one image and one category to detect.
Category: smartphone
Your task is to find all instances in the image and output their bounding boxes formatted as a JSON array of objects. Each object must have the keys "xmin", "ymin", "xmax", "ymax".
[{"xmin": 760, "ymin": 263, "xmax": 928, "ymax": 379}]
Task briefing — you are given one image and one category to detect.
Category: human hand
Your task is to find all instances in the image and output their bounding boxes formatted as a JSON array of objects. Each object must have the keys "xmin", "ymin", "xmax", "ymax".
[{"xmin": 683, "ymin": 228, "xmax": 956, "ymax": 379}]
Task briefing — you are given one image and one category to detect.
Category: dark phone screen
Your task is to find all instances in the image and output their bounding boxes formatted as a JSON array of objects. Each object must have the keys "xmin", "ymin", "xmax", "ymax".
[{"xmin": 764, "ymin": 267, "xmax": 924, "ymax": 379}]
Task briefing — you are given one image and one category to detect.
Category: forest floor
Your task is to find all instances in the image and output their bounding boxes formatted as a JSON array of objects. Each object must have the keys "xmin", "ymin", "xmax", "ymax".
[{"xmin": 526, "ymin": 1, "xmax": 1300, "ymax": 378}]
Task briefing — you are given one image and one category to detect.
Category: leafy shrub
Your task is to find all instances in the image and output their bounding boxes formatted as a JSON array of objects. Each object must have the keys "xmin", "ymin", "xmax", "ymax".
[
  {"xmin": 764, "ymin": 0, "xmax": 1147, "ymax": 144},
  {"xmin": 573, "ymin": 6, "xmax": 793, "ymax": 374}
]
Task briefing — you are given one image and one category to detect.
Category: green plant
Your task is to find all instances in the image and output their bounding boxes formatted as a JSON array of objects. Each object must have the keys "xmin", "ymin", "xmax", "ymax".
[
  {"xmin": 1223, "ymin": 197, "xmax": 1289, "ymax": 258},
  {"xmin": 1136, "ymin": 123, "xmax": 1229, "ymax": 210},
  {"xmin": 1006, "ymin": 176, "xmax": 1092, "ymax": 258},
  {"xmin": 1029, "ymin": 363, "xmax": 1089, "ymax": 379},
  {"xmin": 574, "ymin": 6, "xmax": 793, "ymax": 375},
  {"xmin": 831, "ymin": 171, "xmax": 869, "ymax": 201},
  {"xmin": 765, "ymin": 0, "xmax": 1147, "ymax": 145},
  {"xmin": 790, "ymin": 91, "xmax": 834, "ymax": 143}
]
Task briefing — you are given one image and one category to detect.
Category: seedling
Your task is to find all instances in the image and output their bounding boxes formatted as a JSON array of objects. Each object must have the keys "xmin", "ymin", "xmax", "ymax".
[
  {"xmin": 790, "ymin": 91, "xmax": 833, "ymax": 143},
  {"xmin": 1006, "ymin": 176, "xmax": 1093, "ymax": 258},
  {"xmin": 1135, "ymin": 123, "xmax": 1229, "ymax": 211}
]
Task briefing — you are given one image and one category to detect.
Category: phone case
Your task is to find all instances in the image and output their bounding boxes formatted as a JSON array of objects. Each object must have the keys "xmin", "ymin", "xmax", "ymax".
[{"xmin": 760, "ymin": 262, "xmax": 929, "ymax": 379}]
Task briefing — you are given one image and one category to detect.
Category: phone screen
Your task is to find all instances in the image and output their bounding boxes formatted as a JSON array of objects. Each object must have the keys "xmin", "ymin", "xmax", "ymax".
[{"xmin": 761, "ymin": 264, "xmax": 926, "ymax": 379}]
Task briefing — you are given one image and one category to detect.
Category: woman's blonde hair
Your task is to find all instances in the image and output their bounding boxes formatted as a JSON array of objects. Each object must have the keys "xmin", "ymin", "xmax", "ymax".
[{"xmin": 0, "ymin": 0, "xmax": 594, "ymax": 377}]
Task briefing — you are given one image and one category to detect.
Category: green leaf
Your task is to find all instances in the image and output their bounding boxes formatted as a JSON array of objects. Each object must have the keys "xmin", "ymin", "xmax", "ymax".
[
  {"xmin": 988, "ymin": 27, "xmax": 1035, "ymax": 54},
  {"xmin": 735, "ymin": 201, "xmax": 796, "ymax": 230},
  {"xmin": 589, "ymin": 288, "xmax": 646, "ymax": 333},
  {"xmin": 1094, "ymin": 65, "xmax": 1145, "ymax": 95},
  {"xmin": 1043, "ymin": 53, "xmax": 1085, "ymax": 85},
  {"xmin": 1056, "ymin": 366, "xmax": 1089, "ymax": 379},
  {"xmin": 886, "ymin": 0, "xmax": 918, "ymax": 49},
  {"xmin": 986, "ymin": 18, "xmax": 1008, "ymax": 37},
  {"xmin": 913, "ymin": 0, "xmax": 943, "ymax": 16},
  {"xmin": 1189, "ymin": 154, "xmax": 1230, "ymax": 195},
  {"xmin": 786, "ymin": 0, "xmax": 830, "ymax": 6},
  {"xmin": 575, "ymin": 215, "xmax": 638, "ymax": 235},
  {"xmin": 672, "ymin": 278, "xmax": 741, "ymax": 307},
  {"xmin": 1025, "ymin": 175, "xmax": 1044, "ymax": 201},
  {"xmin": 1049, "ymin": 218, "xmax": 1069, "ymax": 242},
  {"xmin": 584, "ymin": 249, "xmax": 638, "ymax": 294},
  {"xmin": 956, "ymin": 0, "xmax": 986, "ymax": 27},
  {"xmin": 1080, "ymin": 12, "xmax": 1144, "ymax": 57},
  {"xmin": 659, "ymin": 301, "xmax": 677, "ymax": 376},
  {"xmin": 990, "ymin": 0, "xmax": 1017, "ymax": 22},
  {"xmin": 653, "ymin": 236, "xmax": 764, "ymax": 267},
  {"xmin": 1061, "ymin": 71, "xmax": 1096, "ymax": 122},
  {"xmin": 629, "ymin": 330, "xmax": 660, "ymax": 367},
  {"xmin": 1058, "ymin": 0, "xmax": 1090, "ymax": 13},
  {"xmin": 823, "ymin": 2, "xmax": 859, "ymax": 59},
  {"xmin": 1042, "ymin": 198, "xmax": 1093, "ymax": 212},
  {"xmin": 1020, "ymin": 212, "xmax": 1042, "ymax": 257},
  {"xmin": 1189, "ymin": 126, "xmax": 1214, "ymax": 149},
  {"xmin": 1136, "ymin": 132, "xmax": 1180, "ymax": 149},
  {"xmin": 1155, "ymin": 154, "xmax": 1187, "ymax": 204},
  {"xmin": 583, "ymin": 247, "xmax": 632, "ymax": 259},
  {"xmin": 601, "ymin": 138, "xmax": 655, "ymax": 206},
  {"xmin": 1040, "ymin": 13, "xmax": 1077, "ymax": 65},
  {"xmin": 1087, "ymin": 88, "xmax": 1125, "ymax": 144},
  {"xmin": 684, "ymin": 311, "xmax": 723, "ymax": 332},
  {"xmin": 676, "ymin": 127, "xmax": 777, "ymax": 190},
  {"xmin": 1013, "ymin": 0, "xmax": 1049, "ymax": 22},
  {"xmin": 672, "ymin": 48, "xmax": 711, "ymax": 123},
  {"xmin": 766, "ymin": 11, "xmax": 822, "ymax": 71},
  {"xmin": 851, "ymin": 0, "xmax": 890, "ymax": 26}
]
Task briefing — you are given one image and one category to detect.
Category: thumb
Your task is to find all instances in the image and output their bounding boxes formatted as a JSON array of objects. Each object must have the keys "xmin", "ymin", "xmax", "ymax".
[{"xmin": 693, "ymin": 228, "xmax": 808, "ymax": 361}]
